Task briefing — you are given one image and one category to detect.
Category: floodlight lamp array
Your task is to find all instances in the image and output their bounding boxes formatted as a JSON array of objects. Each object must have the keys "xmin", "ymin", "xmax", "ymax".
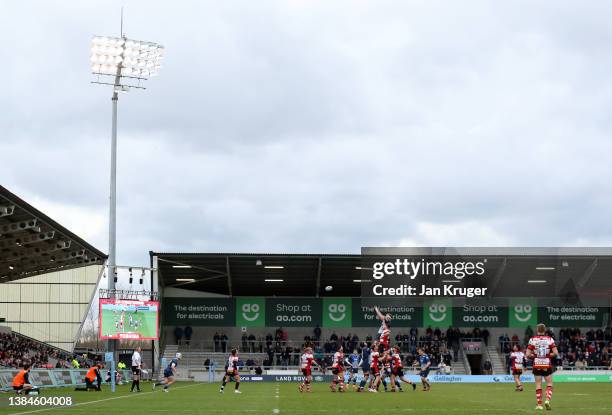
[{"xmin": 90, "ymin": 35, "xmax": 164, "ymax": 80}]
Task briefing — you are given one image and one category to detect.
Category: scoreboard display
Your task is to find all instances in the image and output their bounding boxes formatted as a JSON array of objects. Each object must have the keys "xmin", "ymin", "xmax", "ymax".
[{"xmin": 99, "ymin": 299, "xmax": 159, "ymax": 340}]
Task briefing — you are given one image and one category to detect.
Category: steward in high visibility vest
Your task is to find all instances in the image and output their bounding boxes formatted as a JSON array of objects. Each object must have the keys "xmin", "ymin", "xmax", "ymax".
[
  {"xmin": 12, "ymin": 364, "xmax": 34, "ymax": 395},
  {"xmin": 75, "ymin": 362, "xmax": 104, "ymax": 391}
]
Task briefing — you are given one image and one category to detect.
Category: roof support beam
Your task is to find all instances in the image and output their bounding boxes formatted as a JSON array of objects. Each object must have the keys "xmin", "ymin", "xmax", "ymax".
[
  {"xmin": 315, "ymin": 257, "xmax": 322, "ymax": 297},
  {"xmin": 487, "ymin": 257, "xmax": 507, "ymax": 297},
  {"xmin": 0, "ymin": 231, "xmax": 56, "ymax": 249},
  {"xmin": 0, "ymin": 205, "xmax": 15, "ymax": 217},
  {"xmin": 0, "ymin": 219, "xmax": 38, "ymax": 236},
  {"xmin": 0, "ymin": 241, "xmax": 71, "ymax": 265},
  {"xmin": 576, "ymin": 258, "xmax": 598, "ymax": 291},
  {"xmin": 226, "ymin": 256, "xmax": 233, "ymax": 296}
]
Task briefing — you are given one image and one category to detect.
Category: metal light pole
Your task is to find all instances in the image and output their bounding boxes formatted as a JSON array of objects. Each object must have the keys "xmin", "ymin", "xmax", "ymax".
[{"xmin": 91, "ymin": 32, "xmax": 164, "ymax": 392}]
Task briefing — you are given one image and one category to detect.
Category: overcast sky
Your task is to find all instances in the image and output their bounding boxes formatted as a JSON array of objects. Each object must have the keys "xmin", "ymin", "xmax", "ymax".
[{"xmin": 3, "ymin": 1, "xmax": 612, "ymax": 267}]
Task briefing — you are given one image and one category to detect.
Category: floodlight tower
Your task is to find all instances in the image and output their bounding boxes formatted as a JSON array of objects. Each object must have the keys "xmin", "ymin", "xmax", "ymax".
[{"xmin": 90, "ymin": 33, "xmax": 164, "ymax": 368}]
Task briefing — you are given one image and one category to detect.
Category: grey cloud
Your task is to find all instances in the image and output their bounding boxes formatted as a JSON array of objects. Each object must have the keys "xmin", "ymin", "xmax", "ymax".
[{"xmin": 3, "ymin": 1, "xmax": 612, "ymax": 265}]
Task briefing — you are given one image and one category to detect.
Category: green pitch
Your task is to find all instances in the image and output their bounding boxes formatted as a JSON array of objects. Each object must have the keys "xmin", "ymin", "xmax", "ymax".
[
  {"xmin": 2, "ymin": 382, "xmax": 612, "ymax": 415},
  {"xmin": 100, "ymin": 308, "xmax": 157, "ymax": 339}
]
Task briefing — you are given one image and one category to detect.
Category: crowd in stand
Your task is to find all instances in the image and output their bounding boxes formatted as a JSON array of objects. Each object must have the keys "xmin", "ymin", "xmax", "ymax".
[
  {"xmin": 501, "ymin": 327, "xmax": 612, "ymax": 371},
  {"xmin": 197, "ymin": 325, "xmax": 612, "ymax": 373},
  {"xmin": 218, "ymin": 326, "xmax": 485, "ymax": 372},
  {"xmin": 0, "ymin": 332, "xmax": 71, "ymax": 369}
]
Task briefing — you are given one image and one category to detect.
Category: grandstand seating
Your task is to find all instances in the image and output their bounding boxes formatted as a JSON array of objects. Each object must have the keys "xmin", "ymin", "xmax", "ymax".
[
  {"xmin": 159, "ymin": 327, "xmax": 476, "ymax": 377},
  {"xmin": 0, "ymin": 330, "xmax": 73, "ymax": 368}
]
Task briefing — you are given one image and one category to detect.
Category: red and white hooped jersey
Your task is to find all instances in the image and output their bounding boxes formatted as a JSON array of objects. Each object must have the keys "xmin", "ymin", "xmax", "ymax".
[
  {"xmin": 391, "ymin": 352, "xmax": 402, "ymax": 369},
  {"xmin": 332, "ymin": 352, "xmax": 344, "ymax": 368},
  {"xmin": 510, "ymin": 351, "xmax": 525, "ymax": 370},
  {"xmin": 379, "ymin": 329, "xmax": 390, "ymax": 348},
  {"xmin": 527, "ymin": 336, "xmax": 556, "ymax": 369},
  {"xmin": 370, "ymin": 350, "xmax": 380, "ymax": 367},
  {"xmin": 301, "ymin": 353, "xmax": 314, "ymax": 369},
  {"xmin": 227, "ymin": 355, "xmax": 239, "ymax": 370}
]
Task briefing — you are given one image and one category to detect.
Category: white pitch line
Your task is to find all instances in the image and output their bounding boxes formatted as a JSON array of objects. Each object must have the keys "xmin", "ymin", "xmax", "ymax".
[{"xmin": 11, "ymin": 383, "xmax": 202, "ymax": 415}]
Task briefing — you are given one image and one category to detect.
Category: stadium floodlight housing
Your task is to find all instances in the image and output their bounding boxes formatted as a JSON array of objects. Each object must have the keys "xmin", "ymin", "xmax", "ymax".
[{"xmin": 90, "ymin": 35, "xmax": 164, "ymax": 90}]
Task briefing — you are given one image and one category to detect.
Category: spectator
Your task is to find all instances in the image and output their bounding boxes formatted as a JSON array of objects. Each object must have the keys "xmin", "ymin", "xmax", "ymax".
[
  {"xmin": 184, "ymin": 325, "xmax": 193, "ymax": 345},
  {"xmin": 483, "ymin": 360, "xmax": 492, "ymax": 375},
  {"xmin": 525, "ymin": 325, "xmax": 534, "ymax": 344},
  {"xmin": 314, "ymin": 325, "xmax": 321, "ymax": 341},
  {"xmin": 482, "ymin": 328, "xmax": 490, "ymax": 346},
  {"xmin": 213, "ymin": 332, "xmax": 220, "ymax": 352},
  {"xmin": 254, "ymin": 360, "xmax": 263, "ymax": 375},
  {"xmin": 242, "ymin": 333, "xmax": 248, "ymax": 351},
  {"xmin": 174, "ymin": 326, "xmax": 184, "ymax": 345}
]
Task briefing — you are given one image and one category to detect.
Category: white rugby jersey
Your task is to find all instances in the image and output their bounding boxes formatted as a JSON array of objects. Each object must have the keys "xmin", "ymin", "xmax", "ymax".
[
  {"xmin": 301, "ymin": 353, "xmax": 314, "ymax": 369},
  {"xmin": 227, "ymin": 355, "xmax": 239, "ymax": 369},
  {"xmin": 510, "ymin": 351, "xmax": 524, "ymax": 370}
]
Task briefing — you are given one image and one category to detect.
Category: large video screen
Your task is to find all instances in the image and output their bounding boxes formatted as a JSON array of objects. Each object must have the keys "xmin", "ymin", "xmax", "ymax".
[{"xmin": 99, "ymin": 299, "xmax": 159, "ymax": 340}]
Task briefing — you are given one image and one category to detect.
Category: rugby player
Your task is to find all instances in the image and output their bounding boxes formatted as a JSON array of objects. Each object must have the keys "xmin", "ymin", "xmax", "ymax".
[
  {"xmin": 379, "ymin": 348, "xmax": 393, "ymax": 392},
  {"xmin": 130, "ymin": 346, "xmax": 142, "ymax": 392},
  {"xmin": 416, "ymin": 348, "xmax": 431, "ymax": 391},
  {"xmin": 368, "ymin": 341, "xmax": 381, "ymax": 392},
  {"xmin": 374, "ymin": 306, "xmax": 391, "ymax": 351},
  {"xmin": 378, "ymin": 348, "xmax": 402, "ymax": 392},
  {"xmin": 329, "ymin": 345, "xmax": 345, "ymax": 392},
  {"xmin": 220, "ymin": 348, "xmax": 242, "ymax": 394},
  {"xmin": 509, "ymin": 344, "xmax": 525, "ymax": 392},
  {"xmin": 525, "ymin": 324, "xmax": 559, "ymax": 411},
  {"xmin": 345, "ymin": 349, "xmax": 361, "ymax": 390},
  {"xmin": 299, "ymin": 346, "xmax": 319, "ymax": 393},
  {"xmin": 357, "ymin": 342, "xmax": 371, "ymax": 392},
  {"xmin": 153, "ymin": 352, "xmax": 181, "ymax": 393},
  {"xmin": 390, "ymin": 346, "xmax": 416, "ymax": 391},
  {"xmin": 12, "ymin": 364, "xmax": 35, "ymax": 395}
]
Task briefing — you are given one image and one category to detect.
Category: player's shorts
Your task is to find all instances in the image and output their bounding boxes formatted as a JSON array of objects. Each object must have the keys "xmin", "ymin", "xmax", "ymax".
[
  {"xmin": 331, "ymin": 367, "xmax": 343, "ymax": 375},
  {"xmin": 532, "ymin": 368, "xmax": 553, "ymax": 377},
  {"xmin": 419, "ymin": 368, "xmax": 430, "ymax": 378},
  {"xmin": 13, "ymin": 385, "xmax": 24, "ymax": 392},
  {"xmin": 393, "ymin": 367, "xmax": 404, "ymax": 377},
  {"xmin": 351, "ymin": 368, "xmax": 359, "ymax": 374},
  {"xmin": 383, "ymin": 367, "xmax": 391, "ymax": 376},
  {"xmin": 371, "ymin": 365, "xmax": 380, "ymax": 375},
  {"xmin": 163, "ymin": 369, "xmax": 173, "ymax": 378},
  {"xmin": 301, "ymin": 368, "xmax": 311, "ymax": 377},
  {"xmin": 226, "ymin": 369, "xmax": 238, "ymax": 378},
  {"xmin": 512, "ymin": 369, "xmax": 523, "ymax": 376},
  {"xmin": 361, "ymin": 365, "xmax": 370, "ymax": 373},
  {"xmin": 132, "ymin": 366, "xmax": 141, "ymax": 375}
]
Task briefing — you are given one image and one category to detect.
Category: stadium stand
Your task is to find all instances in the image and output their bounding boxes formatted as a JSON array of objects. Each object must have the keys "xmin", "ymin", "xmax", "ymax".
[
  {"xmin": 0, "ymin": 330, "xmax": 73, "ymax": 368},
  {"xmin": 500, "ymin": 327, "xmax": 612, "ymax": 372},
  {"xmin": 0, "ymin": 185, "xmax": 106, "ymax": 350}
]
